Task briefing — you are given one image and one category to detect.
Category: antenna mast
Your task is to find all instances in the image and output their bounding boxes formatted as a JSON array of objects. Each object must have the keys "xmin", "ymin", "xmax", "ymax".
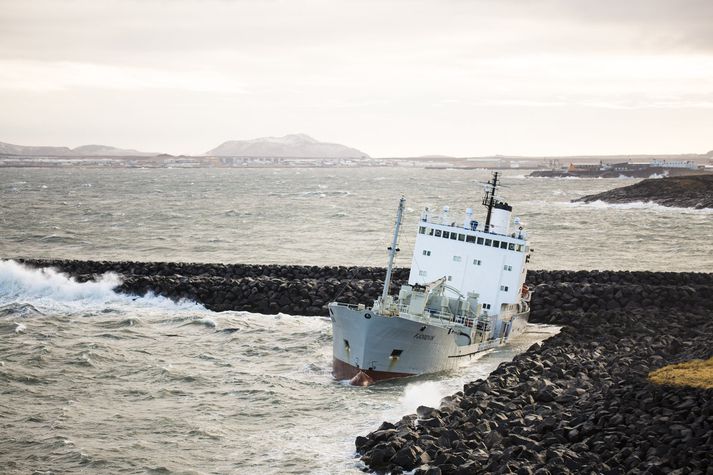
[
  {"xmin": 482, "ymin": 171, "xmax": 499, "ymax": 232},
  {"xmin": 382, "ymin": 196, "xmax": 406, "ymax": 301}
]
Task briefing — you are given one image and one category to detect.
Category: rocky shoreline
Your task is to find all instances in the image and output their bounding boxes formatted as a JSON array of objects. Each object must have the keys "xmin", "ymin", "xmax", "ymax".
[
  {"xmin": 10, "ymin": 258, "xmax": 713, "ymax": 473},
  {"xmin": 358, "ymin": 276, "xmax": 713, "ymax": 474},
  {"xmin": 574, "ymin": 175, "xmax": 713, "ymax": 209},
  {"xmin": 15, "ymin": 258, "xmax": 712, "ymax": 316}
]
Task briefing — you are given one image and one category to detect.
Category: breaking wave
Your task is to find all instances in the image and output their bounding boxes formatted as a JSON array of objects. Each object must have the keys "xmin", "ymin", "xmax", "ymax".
[{"xmin": 0, "ymin": 260, "xmax": 204, "ymax": 313}]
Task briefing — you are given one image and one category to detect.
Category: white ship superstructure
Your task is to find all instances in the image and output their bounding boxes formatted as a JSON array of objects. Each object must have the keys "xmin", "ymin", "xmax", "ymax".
[{"xmin": 329, "ymin": 172, "xmax": 532, "ymax": 385}]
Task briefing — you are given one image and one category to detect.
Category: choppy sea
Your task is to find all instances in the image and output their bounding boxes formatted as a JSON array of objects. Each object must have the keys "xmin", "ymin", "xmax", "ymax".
[{"xmin": 1, "ymin": 167, "xmax": 711, "ymax": 473}]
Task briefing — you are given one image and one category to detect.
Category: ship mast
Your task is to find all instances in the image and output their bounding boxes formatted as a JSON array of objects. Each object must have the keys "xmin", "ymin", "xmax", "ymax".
[
  {"xmin": 381, "ymin": 196, "xmax": 406, "ymax": 301},
  {"xmin": 482, "ymin": 171, "xmax": 499, "ymax": 233}
]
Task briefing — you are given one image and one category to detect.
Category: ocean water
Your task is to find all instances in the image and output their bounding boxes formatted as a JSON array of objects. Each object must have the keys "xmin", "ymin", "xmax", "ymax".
[
  {"xmin": 1, "ymin": 167, "xmax": 711, "ymax": 474},
  {"xmin": 2, "ymin": 168, "xmax": 712, "ymax": 271}
]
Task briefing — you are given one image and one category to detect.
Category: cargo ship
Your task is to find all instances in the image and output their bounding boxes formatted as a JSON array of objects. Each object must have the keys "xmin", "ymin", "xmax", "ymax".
[{"xmin": 329, "ymin": 172, "xmax": 532, "ymax": 385}]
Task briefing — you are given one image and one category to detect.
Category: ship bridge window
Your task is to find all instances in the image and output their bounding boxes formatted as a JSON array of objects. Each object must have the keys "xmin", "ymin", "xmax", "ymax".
[
  {"xmin": 434, "ymin": 230, "xmax": 442, "ymax": 237},
  {"xmin": 509, "ymin": 243, "xmax": 516, "ymax": 251},
  {"xmin": 443, "ymin": 231, "xmax": 449, "ymax": 239},
  {"xmin": 485, "ymin": 239, "xmax": 492, "ymax": 246},
  {"xmin": 473, "ymin": 259, "xmax": 482, "ymax": 266},
  {"xmin": 483, "ymin": 303, "xmax": 491, "ymax": 310},
  {"xmin": 447, "ymin": 275, "xmax": 453, "ymax": 281},
  {"xmin": 419, "ymin": 226, "xmax": 426, "ymax": 234},
  {"xmin": 450, "ymin": 233, "xmax": 457, "ymax": 240},
  {"xmin": 504, "ymin": 265, "xmax": 512, "ymax": 271},
  {"xmin": 477, "ymin": 237, "xmax": 484, "ymax": 245},
  {"xmin": 500, "ymin": 241, "xmax": 508, "ymax": 249},
  {"xmin": 423, "ymin": 250, "xmax": 431, "ymax": 256},
  {"xmin": 493, "ymin": 240, "xmax": 500, "ymax": 248},
  {"xmin": 458, "ymin": 234, "xmax": 465, "ymax": 241},
  {"xmin": 466, "ymin": 235, "xmax": 475, "ymax": 243},
  {"xmin": 453, "ymin": 256, "xmax": 461, "ymax": 262},
  {"xmin": 516, "ymin": 244, "xmax": 523, "ymax": 252},
  {"xmin": 428, "ymin": 228, "xmax": 434, "ymax": 236},
  {"xmin": 500, "ymin": 285, "xmax": 509, "ymax": 291}
]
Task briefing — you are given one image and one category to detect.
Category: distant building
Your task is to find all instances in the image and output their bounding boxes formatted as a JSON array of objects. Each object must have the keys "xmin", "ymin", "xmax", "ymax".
[{"xmin": 650, "ymin": 159, "xmax": 696, "ymax": 170}]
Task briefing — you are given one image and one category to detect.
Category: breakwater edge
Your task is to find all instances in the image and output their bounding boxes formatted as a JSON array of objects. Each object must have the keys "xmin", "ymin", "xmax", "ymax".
[{"xmin": 14, "ymin": 258, "xmax": 713, "ymax": 315}]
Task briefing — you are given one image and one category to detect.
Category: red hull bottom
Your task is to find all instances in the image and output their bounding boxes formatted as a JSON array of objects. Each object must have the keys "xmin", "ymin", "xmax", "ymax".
[{"xmin": 332, "ymin": 357, "xmax": 415, "ymax": 386}]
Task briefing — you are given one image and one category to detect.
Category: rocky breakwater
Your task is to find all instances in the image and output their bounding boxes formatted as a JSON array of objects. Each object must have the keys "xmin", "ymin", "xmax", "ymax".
[
  {"xmin": 357, "ymin": 270, "xmax": 713, "ymax": 474},
  {"xmin": 574, "ymin": 174, "xmax": 713, "ymax": 209},
  {"xmin": 15, "ymin": 258, "xmax": 409, "ymax": 315}
]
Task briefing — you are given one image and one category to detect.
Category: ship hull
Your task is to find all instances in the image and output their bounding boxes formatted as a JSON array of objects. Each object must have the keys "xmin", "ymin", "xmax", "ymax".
[{"xmin": 329, "ymin": 303, "xmax": 529, "ymax": 385}]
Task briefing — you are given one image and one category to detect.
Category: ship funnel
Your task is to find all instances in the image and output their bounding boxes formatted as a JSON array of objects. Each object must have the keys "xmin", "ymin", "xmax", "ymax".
[{"xmin": 489, "ymin": 202, "xmax": 512, "ymax": 235}]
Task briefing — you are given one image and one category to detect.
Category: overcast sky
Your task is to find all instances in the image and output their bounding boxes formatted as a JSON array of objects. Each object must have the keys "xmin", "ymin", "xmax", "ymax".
[{"xmin": 1, "ymin": 0, "xmax": 712, "ymax": 157}]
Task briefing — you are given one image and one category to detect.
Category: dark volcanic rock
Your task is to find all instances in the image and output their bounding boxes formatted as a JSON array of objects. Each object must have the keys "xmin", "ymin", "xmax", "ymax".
[{"xmin": 573, "ymin": 174, "xmax": 713, "ymax": 209}]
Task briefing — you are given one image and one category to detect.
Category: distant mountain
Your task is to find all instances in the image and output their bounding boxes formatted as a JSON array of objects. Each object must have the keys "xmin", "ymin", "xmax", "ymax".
[
  {"xmin": 205, "ymin": 133, "xmax": 369, "ymax": 158},
  {"xmin": 71, "ymin": 144, "xmax": 156, "ymax": 157},
  {"xmin": 0, "ymin": 141, "xmax": 157, "ymax": 157},
  {"xmin": 0, "ymin": 141, "xmax": 72, "ymax": 156}
]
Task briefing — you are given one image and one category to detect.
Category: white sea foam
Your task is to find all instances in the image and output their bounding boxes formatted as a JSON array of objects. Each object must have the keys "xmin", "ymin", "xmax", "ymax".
[
  {"xmin": 568, "ymin": 200, "xmax": 713, "ymax": 213},
  {"xmin": 0, "ymin": 260, "xmax": 205, "ymax": 313},
  {"xmin": 398, "ymin": 381, "xmax": 446, "ymax": 412},
  {"xmin": 382, "ymin": 381, "xmax": 447, "ymax": 421}
]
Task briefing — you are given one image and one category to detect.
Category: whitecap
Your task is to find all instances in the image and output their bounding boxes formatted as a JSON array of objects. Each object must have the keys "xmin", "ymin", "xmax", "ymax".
[
  {"xmin": 181, "ymin": 317, "xmax": 217, "ymax": 328},
  {"xmin": 0, "ymin": 260, "xmax": 206, "ymax": 314}
]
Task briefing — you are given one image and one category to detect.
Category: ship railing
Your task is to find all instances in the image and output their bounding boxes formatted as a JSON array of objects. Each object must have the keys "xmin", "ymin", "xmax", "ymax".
[
  {"xmin": 455, "ymin": 315, "xmax": 476, "ymax": 328},
  {"xmin": 428, "ymin": 311, "xmax": 453, "ymax": 324},
  {"xmin": 398, "ymin": 303, "xmax": 476, "ymax": 328},
  {"xmin": 331, "ymin": 302, "xmax": 363, "ymax": 310}
]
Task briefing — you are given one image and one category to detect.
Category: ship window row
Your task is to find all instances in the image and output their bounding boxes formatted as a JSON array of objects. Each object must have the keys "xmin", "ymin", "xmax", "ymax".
[{"xmin": 419, "ymin": 226, "xmax": 524, "ymax": 252}]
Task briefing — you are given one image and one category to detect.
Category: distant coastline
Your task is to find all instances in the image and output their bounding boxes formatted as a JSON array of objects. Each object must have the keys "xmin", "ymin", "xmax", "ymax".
[
  {"xmin": 2, "ymin": 135, "xmax": 712, "ymax": 170},
  {"xmin": 2, "ymin": 152, "xmax": 712, "ymax": 171}
]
